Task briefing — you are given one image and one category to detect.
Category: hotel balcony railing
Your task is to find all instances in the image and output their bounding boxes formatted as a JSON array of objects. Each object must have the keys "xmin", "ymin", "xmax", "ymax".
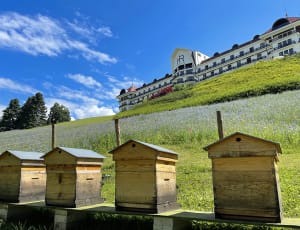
[
  {"xmin": 197, "ymin": 45, "xmax": 269, "ymax": 74},
  {"xmin": 273, "ymin": 40, "xmax": 297, "ymax": 50}
]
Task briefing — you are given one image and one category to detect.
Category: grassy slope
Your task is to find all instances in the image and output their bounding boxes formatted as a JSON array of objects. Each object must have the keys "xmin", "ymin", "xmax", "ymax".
[
  {"xmin": 0, "ymin": 55, "xmax": 300, "ymax": 221},
  {"xmin": 116, "ymin": 54, "xmax": 300, "ymax": 118}
]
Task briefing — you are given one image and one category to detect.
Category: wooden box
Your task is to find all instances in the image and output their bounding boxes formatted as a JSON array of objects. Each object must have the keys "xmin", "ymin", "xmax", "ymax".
[
  {"xmin": 42, "ymin": 147, "xmax": 105, "ymax": 207},
  {"xmin": 203, "ymin": 132, "xmax": 282, "ymax": 222},
  {"xmin": 109, "ymin": 140, "xmax": 180, "ymax": 213},
  {"xmin": 0, "ymin": 150, "xmax": 46, "ymax": 203}
]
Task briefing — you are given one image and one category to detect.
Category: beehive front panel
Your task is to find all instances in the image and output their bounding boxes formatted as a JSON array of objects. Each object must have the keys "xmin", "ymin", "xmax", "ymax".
[
  {"xmin": 75, "ymin": 165, "xmax": 103, "ymax": 206},
  {"xmin": 156, "ymin": 161, "xmax": 177, "ymax": 204},
  {"xmin": 45, "ymin": 165, "xmax": 76, "ymax": 207},
  {"xmin": 212, "ymin": 157, "xmax": 281, "ymax": 221},
  {"xmin": 19, "ymin": 166, "xmax": 46, "ymax": 202},
  {"xmin": 0, "ymin": 166, "xmax": 21, "ymax": 202},
  {"xmin": 115, "ymin": 167, "xmax": 156, "ymax": 209}
]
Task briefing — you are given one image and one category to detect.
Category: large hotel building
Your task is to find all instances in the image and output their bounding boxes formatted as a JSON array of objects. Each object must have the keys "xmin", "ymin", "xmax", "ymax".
[{"xmin": 117, "ymin": 17, "xmax": 300, "ymax": 112}]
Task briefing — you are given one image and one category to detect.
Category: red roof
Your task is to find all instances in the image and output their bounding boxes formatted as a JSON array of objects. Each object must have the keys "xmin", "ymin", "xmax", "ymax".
[{"xmin": 127, "ymin": 85, "xmax": 137, "ymax": 92}]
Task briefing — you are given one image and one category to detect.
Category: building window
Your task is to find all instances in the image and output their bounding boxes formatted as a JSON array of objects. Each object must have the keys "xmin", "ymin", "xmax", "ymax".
[
  {"xmin": 228, "ymin": 64, "xmax": 232, "ymax": 70},
  {"xmin": 230, "ymin": 55, "xmax": 234, "ymax": 60},
  {"xmin": 177, "ymin": 78, "xmax": 184, "ymax": 83},
  {"xmin": 289, "ymin": 48, "xmax": 294, "ymax": 54},
  {"xmin": 221, "ymin": 58, "xmax": 225, "ymax": 63},
  {"xmin": 247, "ymin": 57, "xmax": 251, "ymax": 64},
  {"xmin": 205, "ymin": 65, "xmax": 208, "ymax": 70},
  {"xmin": 219, "ymin": 67, "xmax": 223, "ymax": 73},
  {"xmin": 249, "ymin": 47, "xmax": 254, "ymax": 53},
  {"xmin": 237, "ymin": 60, "xmax": 241, "ymax": 67},
  {"xmin": 186, "ymin": 69, "xmax": 193, "ymax": 74},
  {"xmin": 185, "ymin": 63, "xmax": 192, "ymax": 68},
  {"xmin": 213, "ymin": 62, "xmax": 217, "ymax": 67},
  {"xmin": 257, "ymin": 53, "xmax": 262, "ymax": 59},
  {"xmin": 240, "ymin": 51, "xmax": 244, "ymax": 56},
  {"xmin": 178, "ymin": 65, "xmax": 184, "ymax": 70}
]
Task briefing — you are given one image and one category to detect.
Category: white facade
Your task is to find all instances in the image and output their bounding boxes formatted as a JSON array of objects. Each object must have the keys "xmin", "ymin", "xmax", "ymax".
[{"xmin": 117, "ymin": 17, "xmax": 300, "ymax": 112}]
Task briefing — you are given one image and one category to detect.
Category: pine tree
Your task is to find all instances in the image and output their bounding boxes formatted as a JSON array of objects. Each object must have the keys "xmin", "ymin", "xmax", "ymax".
[
  {"xmin": 0, "ymin": 99, "xmax": 21, "ymax": 131},
  {"xmin": 48, "ymin": 103, "xmax": 71, "ymax": 124},
  {"xmin": 18, "ymin": 92, "xmax": 47, "ymax": 129}
]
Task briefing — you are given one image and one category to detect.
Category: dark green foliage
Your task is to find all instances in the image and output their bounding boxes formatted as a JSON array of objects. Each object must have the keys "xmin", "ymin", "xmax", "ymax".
[
  {"xmin": 83, "ymin": 213, "xmax": 153, "ymax": 230},
  {"xmin": 0, "ymin": 93, "xmax": 71, "ymax": 131},
  {"xmin": 47, "ymin": 103, "xmax": 71, "ymax": 124},
  {"xmin": 0, "ymin": 99, "xmax": 21, "ymax": 131},
  {"xmin": 191, "ymin": 221, "xmax": 287, "ymax": 230},
  {"xmin": 18, "ymin": 92, "xmax": 47, "ymax": 129}
]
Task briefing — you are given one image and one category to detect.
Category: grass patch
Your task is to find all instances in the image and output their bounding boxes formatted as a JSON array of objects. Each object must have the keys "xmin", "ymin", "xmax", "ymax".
[{"xmin": 0, "ymin": 90, "xmax": 299, "ymax": 224}]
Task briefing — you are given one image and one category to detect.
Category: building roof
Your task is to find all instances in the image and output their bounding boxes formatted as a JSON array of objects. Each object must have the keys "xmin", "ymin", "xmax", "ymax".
[
  {"xmin": 3, "ymin": 150, "xmax": 44, "ymax": 161},
  {"xmin": 127, "ymin": 85, "xmax": 137, "ymax": 92},
  {"xmin": 203, "ymin": 132, "xmax": 282, "ymax": 153},
  {"xmin": 109, "ymin": 139, "xmax": 178, "ymax": 155},
  {"xmin": 43, "ymin": 147, "xmax": 105, "ymax": 159},
  {"xmin": 263, "ymin": 17, "xmax": 300, "ymax": 34}
]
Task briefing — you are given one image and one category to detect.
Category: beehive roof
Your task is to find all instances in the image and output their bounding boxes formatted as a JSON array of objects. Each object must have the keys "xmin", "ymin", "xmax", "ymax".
[
  {"xmin": 203, "ymin": 132, "xmax": 282, "ymax": 153},
  {"xmin": 42, "ymin": 147, "xmax": 105, "ymax": 159},
  {"xmin": 109, "ymin": 139, "xmax": 178, "ymax": 155},
  {"xmin": 3, "ymin": 150, "xmax": 44, "ymax": 161}
]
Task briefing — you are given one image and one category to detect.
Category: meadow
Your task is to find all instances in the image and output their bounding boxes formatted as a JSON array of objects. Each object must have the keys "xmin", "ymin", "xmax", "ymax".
[
  {"xmin": 0, "ymin": 90, "xmax": 299, "ymax": 220},
  {"xmin": 116, "ymin": 54, "xmax": 300, "ymax": 118}
]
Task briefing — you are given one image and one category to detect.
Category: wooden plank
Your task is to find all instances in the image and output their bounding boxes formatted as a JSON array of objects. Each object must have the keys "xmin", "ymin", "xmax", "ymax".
[
  {"xmin": 113, "ymin": 143, "xmax": 157, "ymax": 160},
  {"xmin": 156, "ymin": 161, "xmax": 176, "ymax": 173},
  {"xmin": 44, "ymin": 150, "xmax": 76, "ymax": 165},
  {"xmin": 212, "ymin": 157, "xmax": 274, "ymax": 172},
  {"xmin": 156, "ymin": 172, "xmax": 177, "ymax": 204},
  {"xmin": 116, "ymin": 171, "xmax": 155, "ymax": 204},
  {"xmin": 0, "ymin": 153, "xmax": 20, "ymax": 166},
  {"xmin": 215, "ymin": 207, "xmax": 280, "ymax": 218},
  {"xmin": 116, "ymin": 160, "xmax": 155, "ymax": 172},
  {"xmin": 208, "ymin": 135, "xmax": 278, "ymax": 157}
]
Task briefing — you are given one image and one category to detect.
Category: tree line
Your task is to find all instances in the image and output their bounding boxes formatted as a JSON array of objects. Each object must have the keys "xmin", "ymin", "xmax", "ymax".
[{"xmin": 0, "ymin": 92, "xmax": 71, "ymax": 132}]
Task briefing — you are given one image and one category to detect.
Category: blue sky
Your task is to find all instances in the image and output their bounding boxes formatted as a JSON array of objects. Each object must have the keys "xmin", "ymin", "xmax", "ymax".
[{"xmin": 0, "ymin": 0, "xmax": 299, "ymax": 120}]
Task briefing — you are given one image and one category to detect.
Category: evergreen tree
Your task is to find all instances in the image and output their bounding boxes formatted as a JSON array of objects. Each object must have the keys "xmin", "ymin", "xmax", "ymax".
[
  {"xmin": 48, "ymin": 103, "xmax": 71, "ymax": 124},
  {"xmin": 0, "ymin": 99, "xmax": 21, "ymax": 131},
  {"xmin": 18, "ymin": 92, "xmax": 47, "ymax": 129}
]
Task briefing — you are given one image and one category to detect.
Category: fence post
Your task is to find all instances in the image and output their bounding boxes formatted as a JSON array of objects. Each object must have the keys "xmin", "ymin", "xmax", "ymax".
[
  {"xmin": 114, "ymin": 119, "xmax": 121, "ymax": 146},
  {"xmin": 216, "ymin": 111, "xmax": 224, "ymax": 140},
  {"xmin": 51, "ymin": 121, "xmax": 56, "ymax": 149}
]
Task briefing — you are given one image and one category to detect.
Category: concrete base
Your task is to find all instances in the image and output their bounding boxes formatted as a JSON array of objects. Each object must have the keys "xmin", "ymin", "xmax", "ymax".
[
  {"xmin": 153, "ymin": 217, "xmax": 191, "ymax": 230},
  {"xmin": 54, "ymin": 209, "xmax": 87, "ymax": 230}
]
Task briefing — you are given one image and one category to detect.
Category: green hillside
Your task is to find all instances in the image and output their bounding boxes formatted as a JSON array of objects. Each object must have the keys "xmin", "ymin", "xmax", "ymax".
[{"xmin": 116, "ymin": 54, "xmax": 300, "ymax": 118}]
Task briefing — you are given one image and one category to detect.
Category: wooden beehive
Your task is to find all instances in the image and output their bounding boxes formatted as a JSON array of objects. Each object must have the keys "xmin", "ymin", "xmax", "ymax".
[
  {"xmin": 42, "ymin": 147, "xmax": 105, "ymax": 207},
  {"xmin": 109, "ymin": 140, "xmax": 180, "ymax": 213},
  {"xmin": 203, "ymin": 132, "xmax": 282, "ymax": 222},
  {"xmin": 0, "ymin": 150, "xmax": 46, "ymax": 203}
]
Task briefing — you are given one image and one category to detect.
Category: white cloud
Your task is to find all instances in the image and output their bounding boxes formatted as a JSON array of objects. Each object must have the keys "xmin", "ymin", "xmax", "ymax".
[
  {"xmin": 0, "ymin": 104, "xmax": 5, "ymax": 119},
  {"xmin": 0, "ymin": 77, "xmax": 37, "ymax": 94},
  {"xmin": 67, "ymin": 73, "xmax": 102, "ymax": 88},
  {"xmin": 106, "ymin": 74, "xmax": 144, "ymax": 90},
  {"xmin": 97, "ymin": 26, "xmax": 113, "ymax": 37},
  {"xmin": 45, "ymin": 84, "xmax": 116, "ymax": 119},
  {"xmin": 74, "ymin": 105, "xmax": 115, "ymax": 119},
  {"xmin": 46, "ymin": 95, "xmax": 115, "ymax": 119},
  {"xmin": 0, "ymin": 12, "xmax": 117, "ymax": 64}
]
